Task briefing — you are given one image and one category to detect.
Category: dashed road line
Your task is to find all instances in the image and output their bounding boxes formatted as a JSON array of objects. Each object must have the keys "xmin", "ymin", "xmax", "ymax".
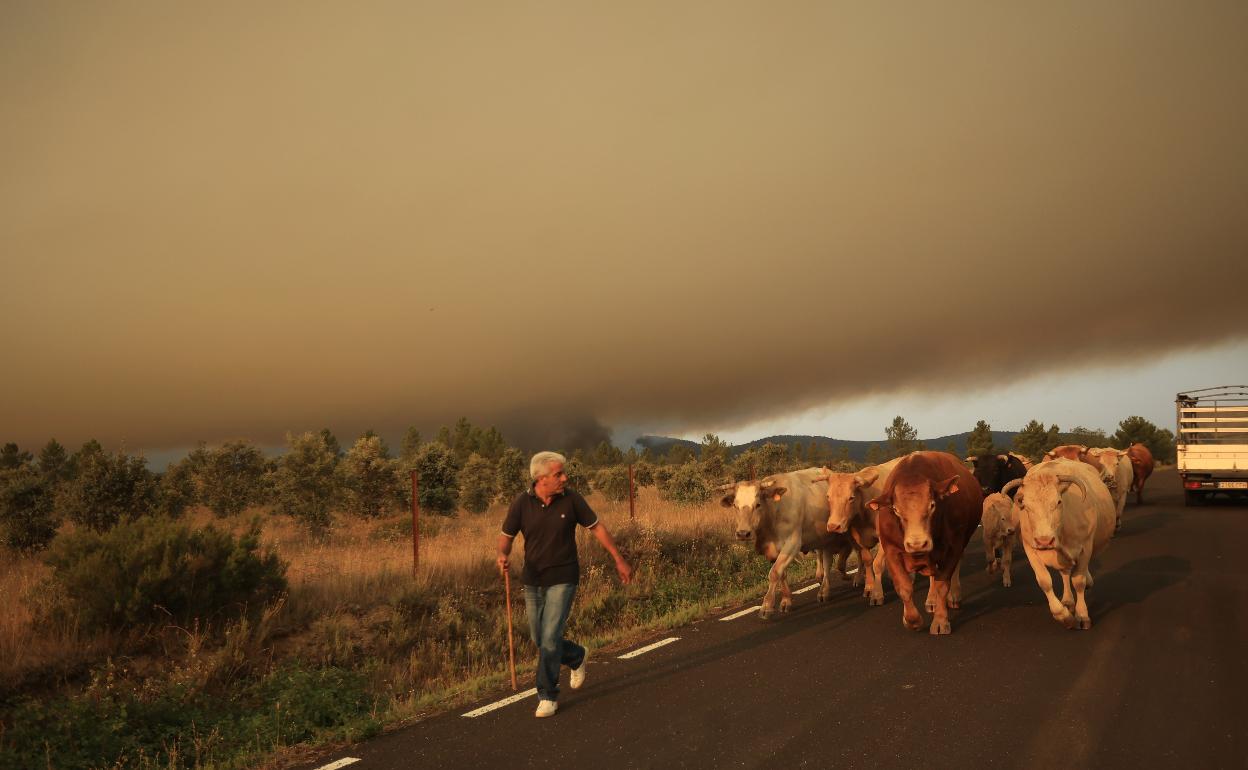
[
  {"xmin": 617, "ymin": 637, "xmax": 680, "ymax": 659},
  {"xmin": 313, "ymin": 759, "xmax": 361, "ymax": 770},
  {"xmin": 718, "ymin": 570, "xmax": 862, "ymax": 621},
  {"xmin": 461, "ymin": 688, "xmax": 538, "ymax": 718}
]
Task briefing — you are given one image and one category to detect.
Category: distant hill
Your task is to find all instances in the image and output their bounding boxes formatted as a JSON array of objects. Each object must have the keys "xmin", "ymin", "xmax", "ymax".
[{"xmin": 636, "ymin": 431, "xmax": 1020, "ymax": 462}]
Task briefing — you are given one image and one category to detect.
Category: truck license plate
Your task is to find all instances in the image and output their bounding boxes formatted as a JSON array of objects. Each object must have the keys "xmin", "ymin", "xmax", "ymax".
[{"xmin": 1219, "ymin": 481, "xmax": 1248, "ymax": 489}]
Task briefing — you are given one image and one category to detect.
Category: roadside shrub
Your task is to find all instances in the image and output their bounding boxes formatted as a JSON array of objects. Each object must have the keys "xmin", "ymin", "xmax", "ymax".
[
  {"xmin": 197, "ymin": 441, "xmax": 268, "ymax": 517},
  {"xmin": 659, "ymin": 462, "xmax": 711, "ymax": 505},
  {"xmin": 594, "ymin": 465, "xmax": 633, "ymax": 502},
  {"xmin": 54, "ymin": 447, "xmax": 156, "ymax": 532},
  {"xmin": 38, "ymin": 516, "xmax": 287, "ymax": 632},
  {"xmin": 630, "ymin": 460, "xmax": 655, "ymax": 487},
  {"xmin": 400, "ymin": 442, "xmax": 459, "ymax": 514},
  {"xmin": 457, "ymin": 453, "xmax": 496, "ymax": 514},
  {"xmin": 273, "ymin": 432, "xmax": 340, "ymax": 533},
  {"xmin": 340, "ymin": 434, "xmax": 400, "ymax": 519},
  {"xmin": 563, "ymin": 457, "xmax": 591, "ymax": 495},
  {"xmin": 0, "ymin": 466, "xmax": 59, "ymax": 552},
  {"xmin": 155, "ymin": 456, "xmax": 197, "ymax": 518},
  {"xmin": 494, "ymin": 447, "xmax": 528, "ymax": 505}
]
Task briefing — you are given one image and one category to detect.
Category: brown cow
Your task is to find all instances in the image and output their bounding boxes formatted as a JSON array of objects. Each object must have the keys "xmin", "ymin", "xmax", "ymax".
[
  {"xmin": 1126, "ymin": 443, "xmax": 1155, "ymax": 504},
  {"xmin": 867, "ymin": 452, "xmax": 984, "ymax": 635}
]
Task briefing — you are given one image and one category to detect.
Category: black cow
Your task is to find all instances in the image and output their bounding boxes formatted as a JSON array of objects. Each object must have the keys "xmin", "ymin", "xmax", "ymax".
[{"xmin": 965, "ymin": 453, "xmax": 1028, "ymax": 497}]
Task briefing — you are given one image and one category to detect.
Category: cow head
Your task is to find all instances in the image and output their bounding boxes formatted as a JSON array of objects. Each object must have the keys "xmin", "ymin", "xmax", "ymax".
[
  {"xmin": 1004, "ymin": 472, "xmax": 1090, "ymax": 551},
  {"xmin": 967, "ymin": 454, "xmax": 1015, "ymax": 495},
  {"xmin": 816, "ymin": 466, "xmax": 879, "ymax": 533},
  {"xmin": 1088, "ymin": 448, "xmax": 1128, "ymax": 491},
  {"xmin": 719, "ymin": 480, "xmax": 786, "ymax": 541},
  {"xmin": 980, "ymin": 492, "xmax": 1016, "ymax": 572},
  {"xmin": 868, "ymin": 475, "xmax": 960, "ymax": 554},
  {"xmin": 1043, "ymin": 444, "xmax": 1088, "ymax": 463}
]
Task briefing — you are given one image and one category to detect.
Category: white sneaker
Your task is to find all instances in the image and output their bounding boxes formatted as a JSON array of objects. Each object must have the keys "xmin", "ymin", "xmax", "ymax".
[
  {"xmin": 570, "ymin": 653, "xmax": 588, "ymax": 690},
  {"xmin": 535, "ymin": 699, "xmax": 558, "ymax": 718}
]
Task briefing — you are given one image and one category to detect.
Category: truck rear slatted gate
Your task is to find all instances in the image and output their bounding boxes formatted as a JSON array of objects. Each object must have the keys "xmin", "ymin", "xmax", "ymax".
[{"xmin": 1176, "ymin": 385, "xmax": 1248, "ymax": 505}]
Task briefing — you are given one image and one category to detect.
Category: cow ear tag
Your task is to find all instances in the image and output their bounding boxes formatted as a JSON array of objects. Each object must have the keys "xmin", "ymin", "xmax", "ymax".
[{"xmin": 772, "ymin": 493, "xmax": 782, "ymax": 502}]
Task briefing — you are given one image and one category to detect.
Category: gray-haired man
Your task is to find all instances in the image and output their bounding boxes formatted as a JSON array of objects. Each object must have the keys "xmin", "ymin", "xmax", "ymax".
[{"xmin": 497, "ymin": 451, "xmax": 633, "ymax": 717}]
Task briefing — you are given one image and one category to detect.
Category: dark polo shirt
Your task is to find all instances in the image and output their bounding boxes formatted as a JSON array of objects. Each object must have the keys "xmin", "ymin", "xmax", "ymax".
[{"xmin": 501, "ymin": 486, "xmax": 599, "ymax": 586}]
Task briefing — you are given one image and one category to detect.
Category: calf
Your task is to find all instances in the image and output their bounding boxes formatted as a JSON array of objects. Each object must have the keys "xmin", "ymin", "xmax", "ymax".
[
  {"xmin": 813, "ymin": 457, "xmax": 903, "ymax": 605},
  {"xmin": 867, "ymin": 452, "xmax": 983, "ymax": 635},
  {"xmin": 981, "ymin": 492, "xmax": 1017, "ymax": 587}
]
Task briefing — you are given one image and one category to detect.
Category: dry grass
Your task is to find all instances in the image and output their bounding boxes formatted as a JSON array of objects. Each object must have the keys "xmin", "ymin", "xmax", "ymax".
[{"xmin": 0, "ymin": 486, "xmax": 738, "ymax": 690}]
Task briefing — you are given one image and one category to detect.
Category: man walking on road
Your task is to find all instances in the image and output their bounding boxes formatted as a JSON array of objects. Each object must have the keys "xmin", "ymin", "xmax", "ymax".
[{"xmin": 497, "ymin": 451, "xmax": 634, "ymax": 718}]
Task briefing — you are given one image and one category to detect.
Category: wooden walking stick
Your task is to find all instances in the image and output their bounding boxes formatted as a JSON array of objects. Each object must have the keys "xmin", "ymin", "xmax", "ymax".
[{"xmin": 503, "ymin": 565, "xmax": 517, "ymax": 691}]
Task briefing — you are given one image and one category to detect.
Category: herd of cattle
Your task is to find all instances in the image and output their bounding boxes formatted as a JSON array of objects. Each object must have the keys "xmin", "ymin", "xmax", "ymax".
[{"xmin": 715, "ymin": 443, "xmax": 1156, "ymax": 634}]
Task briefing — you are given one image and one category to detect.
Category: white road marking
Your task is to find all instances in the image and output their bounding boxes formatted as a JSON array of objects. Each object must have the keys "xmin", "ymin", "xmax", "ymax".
[
  {"xmin": 718, "ymin": 570, "xmax": 863, "ymax": 621},
  {"xmin": 617, "ymin": 637, "xmax": 680, "ymax": 659},
  {"xmin": 461, "ymin": 688, "xmax": 538, "ymax": 718},
  {"xmin": 313, "ymin": 759, "xmax": 361, "ymax": 770},
  {"xmin": 719, "ymin": 605, "xmax": 762, "ymax": 621}
]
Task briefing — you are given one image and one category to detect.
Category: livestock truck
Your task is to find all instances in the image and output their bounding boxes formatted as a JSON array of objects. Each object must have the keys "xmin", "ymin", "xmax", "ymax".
[{"xmin": 1176, "ymin": 385, "xmax": 1248, "ymax": 505}]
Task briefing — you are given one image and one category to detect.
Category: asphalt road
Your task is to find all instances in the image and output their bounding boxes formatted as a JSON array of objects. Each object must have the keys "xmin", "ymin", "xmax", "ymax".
[{"xmin": 298, "ymin": 468, "xmax": 1247, "ymax": 770}]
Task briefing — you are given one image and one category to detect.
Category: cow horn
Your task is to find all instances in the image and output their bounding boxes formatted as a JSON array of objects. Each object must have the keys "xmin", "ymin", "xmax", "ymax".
[
  {"xmin": 965, "ymin": 455, "xmax": 977, "ymax": 462},
  {"xmin": 1000, "ymin": 479, "xmax": 1024, "ymax": 497},
  {"xmin": 1056, "ymin": 474, "xmax": 1091, "ymax": 500},
  {"xmin": 712, "ymin": 482, "xmax": 737, "ymax": 492}
]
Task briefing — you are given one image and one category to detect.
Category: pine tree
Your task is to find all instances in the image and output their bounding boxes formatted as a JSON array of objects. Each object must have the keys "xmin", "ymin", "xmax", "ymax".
[
  {"xmin": 1012, "ymin": 420, "xmax": 1051, "ymax": 463},
  {"xmin": 400, "ymin": 426, "xmax": 423, "ymax": 461},
  {"xmin": 272, "ymin": 432, "xmax": 340, "ymax": 534},
  {"xmin": 495, "ymin": 448, "xmax": 528, "ymax": 505},
  {"xmin": 886, "ymin": 416, "xmax": 919, "ymax": 458},
  {"xmin": 55, "ymin": 448, "xmax": 156, "ymax": 531},
  {"xmin": 966, "ymin": 420, "xmax": 994, "ymax": 457},
  {"xmin": 196, "ymin": 441, "xmax": 268, "ymax": 518}
]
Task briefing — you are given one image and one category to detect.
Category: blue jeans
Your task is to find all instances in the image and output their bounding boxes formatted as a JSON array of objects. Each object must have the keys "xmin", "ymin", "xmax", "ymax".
[{"xmin": 523, "ymin": 583, "xmax": 585, "ymax": 702}]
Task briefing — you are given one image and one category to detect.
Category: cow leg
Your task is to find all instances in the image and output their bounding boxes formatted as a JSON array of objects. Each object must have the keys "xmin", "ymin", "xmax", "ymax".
[
  {"xmin": 884, "ymin": 549, "xmax": 922, "ymax": 630},
  {"xmin": 947, "ymin": 563, "xmax": 962, "ymax": 609},
  {"xmin": 1001, "ymin": 535, "xmax": 1014, "ymax": 588},
  {"xmin": 928, "ymin": 578, "xmax": 952, "ymax": 635},
  {"xmin": 870, "ymin": 546, "xmax": 888, "ymax": 605},
  {"xmin": 850, "ymin": 525, "xmax": 881, "ymax": 604},
  {"xmin": 762, "ymin": 538, "xmax": 800, "ymax": 618},
  {"xmin": 1059, "ymin": 571, "xmax": 1075, "ymax": 612},
  {"xmin": 1072, "ymin": 551, "xmax": 1094, "ymax": 629},
  {"xmin": 924, "ymin": 575, "xmax": 937, "ymax": 613},
  {"xmin": 1023, "ymin": 546, "xmax": 1075, "ymax": 629},
  {"xmin": 817, "ymin": 547, "xmax": 835, "ymax": 602}
]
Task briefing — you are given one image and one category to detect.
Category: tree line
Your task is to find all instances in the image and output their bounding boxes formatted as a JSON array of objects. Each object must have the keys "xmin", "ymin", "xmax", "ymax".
[{"xmin": 0, "ymin": 413, "xmax": 1176, "ymax": 553}]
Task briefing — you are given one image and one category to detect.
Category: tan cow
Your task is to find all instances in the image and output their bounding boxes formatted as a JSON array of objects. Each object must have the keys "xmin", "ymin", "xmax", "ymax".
[
  {"xmin": 812, "ymin": 457, "xmax": 903, "ymax": 606},
  {"xmin": 1087, "ymin": 447, "xmax": 1133, "ymax": 532},
  {"xmin": 980, "ymin": 492, "xmax": 1017, "ymax": 587},
  {"xmin": 1002, "ymin": 459, "xmax": 1115, "ymax": 630}
]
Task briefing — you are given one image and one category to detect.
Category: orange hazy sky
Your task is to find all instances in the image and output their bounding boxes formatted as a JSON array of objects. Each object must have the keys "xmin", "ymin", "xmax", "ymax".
[{"xmin": 3, "ymin": 2, "xmax": 1246, "ymax": 451}]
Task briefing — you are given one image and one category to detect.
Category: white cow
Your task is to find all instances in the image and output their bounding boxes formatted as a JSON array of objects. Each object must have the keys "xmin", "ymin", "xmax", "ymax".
[
  {"xmin": 1086, "ymin": 448, "xmax": 1133, "ymax": 532},
  {"xmin": 980, "ymin": 492, "xmax": 1017, "ymax": 587},
  {"xmin": 719, "ymin": 468, "xmax": 853, "ymax": 619},
  {"xmin": 1002, "ymin": 459, "xmax": 1115, "ymax": 630}
]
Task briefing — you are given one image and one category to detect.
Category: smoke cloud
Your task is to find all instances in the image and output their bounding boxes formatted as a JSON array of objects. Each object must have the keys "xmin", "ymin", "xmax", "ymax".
[{"xmin": 3, "ymin": 2, "xmax": 1246, "ymax": 452}]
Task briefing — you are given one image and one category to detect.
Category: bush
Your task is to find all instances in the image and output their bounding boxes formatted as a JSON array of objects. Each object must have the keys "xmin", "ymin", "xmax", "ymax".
[
  {"xmin": 659, "ymin": 462, "xmax": 711, "ymax": 505},
  {"xmin": 631, "ymin": 460, "xmax": 655, "ymax": 487},
  {"xmin": 0, "ymin": 467, "xmax": 59, "ymax": 552},
  {"xmin": 197, "ymin": 441, "xmax": 268, "ymax": 517},
  {"xmin": 339, "ymin": 435, "xmax": 400, "ymax": 519},
  {"xmin": 494, "ymin": 447, "xmax": 528, "ymax": 505},
  {"xmin": 155, "ymin": 456, "xmax": 197, "ymax": 518},
  {"xmin": 273, "ymin": 432, "xmax": 340, "ymax": 533},
  {"xmin": 54, "ymin": 447, "xmax": 156, "ymax": 532},
  {"xmin": 563, "ymin": 457, "xmax": 591, "ymax": 495},
  {"xmin": 594, "ymin": 465, "xmax": 633, "ymax": 502},
  {"xmin": 457, "ymin": 453, "xmax": 496, "ymax": 514},
  {"xmin": 38, "ymin": 516, "xmax": 287, "ymax": 632},
  {"xmin": 400, "ymin": 442, "xmax": 460, "ymax": 514}
]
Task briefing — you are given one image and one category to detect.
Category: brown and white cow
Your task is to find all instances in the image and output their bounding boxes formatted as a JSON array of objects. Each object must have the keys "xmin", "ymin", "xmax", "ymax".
[
  {"xmin": 981, "ymin": 492, "xmax": 1018, "ymax": 587},
  {"xmin": 1002, "ymin": 458, "xmax": 1115, "ymax": 630},
  {"xmin": 1086, "ymin": 448, "xmax": 1133, "ymax": 532},
  {"xmin": 1127, "ymin": 443, "xmax": 1155, "ymax": 504},
  {"xmin": 867, "ymin": 452, "xmax": 983, "ymax": 635},
  {"xmin": 719, "ymin": 468, "xmax": 854, "ymax": 619},
  {"xmin": 812, "ymin": 457, "xmax": 903, "ymax": 606}
]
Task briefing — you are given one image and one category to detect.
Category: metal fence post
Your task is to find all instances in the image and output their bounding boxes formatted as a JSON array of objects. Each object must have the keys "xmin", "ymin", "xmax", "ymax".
[{"xmin": 411, "ymin": 469, "xmax": 420, "ymax": 577}]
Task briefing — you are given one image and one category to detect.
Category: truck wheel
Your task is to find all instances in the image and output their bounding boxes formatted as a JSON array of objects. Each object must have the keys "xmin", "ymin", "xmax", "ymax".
[{"xmin": 1184, "ymin": 490, "xmax": 1204, "ymax": 506}]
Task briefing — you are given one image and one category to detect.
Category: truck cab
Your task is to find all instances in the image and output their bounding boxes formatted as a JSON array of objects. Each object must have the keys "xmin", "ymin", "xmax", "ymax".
[{"xmin": 1177, "ymin": 386, "xmax": 1248, "ymax": 505}]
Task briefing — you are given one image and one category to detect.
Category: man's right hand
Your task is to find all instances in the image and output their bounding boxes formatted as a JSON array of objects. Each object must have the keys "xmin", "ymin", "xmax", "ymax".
[{"xmin": 497, "ymin": 554, "xmax": 510, "ymax": 574}]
